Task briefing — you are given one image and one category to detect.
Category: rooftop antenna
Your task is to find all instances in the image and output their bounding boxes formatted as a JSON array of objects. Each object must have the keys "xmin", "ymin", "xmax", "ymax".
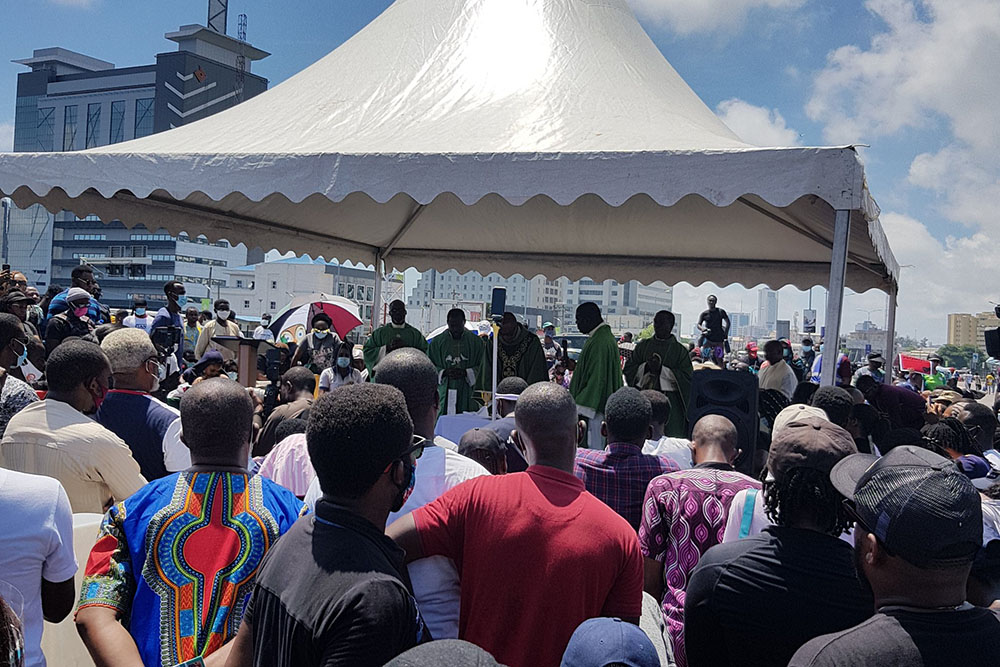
[
  {"xmin": 208, "ymin": 0, "xmax": 228, "ymax": 34},
  {"xmin": 235, "ymin": 13, "xmax": 247, "ymax": 102}
]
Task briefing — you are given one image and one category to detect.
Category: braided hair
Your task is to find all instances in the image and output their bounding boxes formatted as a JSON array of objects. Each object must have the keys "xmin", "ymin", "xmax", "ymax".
[
  {"xmin": 921, "ymin": 417, "xmax": 980, "ymax": 457},
  {"xmin": 0, "ymin": 593, "xmax": 23, "ymax": 667},
  {"xmin": 762, "ymin": 467, "xmax": 853, "ymax": 537}
]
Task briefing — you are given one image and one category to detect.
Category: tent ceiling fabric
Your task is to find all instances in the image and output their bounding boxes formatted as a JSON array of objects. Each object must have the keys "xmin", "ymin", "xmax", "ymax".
[{"xmin": 0, "ymin": 0, "xmax": 898, "ymax": 293}]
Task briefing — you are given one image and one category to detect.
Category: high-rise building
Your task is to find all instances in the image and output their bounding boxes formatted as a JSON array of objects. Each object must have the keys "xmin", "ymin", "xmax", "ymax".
[
  {"xmin": 947, "ymin": 312, "xmax": 998, "ymax": 348},
  {"xmin": 8, "ymin": 22, "xmax": 269, "ymax": 309},
  {"xmin": 757, "ymin": 288, "xmax": 778, "ymax": 333}
]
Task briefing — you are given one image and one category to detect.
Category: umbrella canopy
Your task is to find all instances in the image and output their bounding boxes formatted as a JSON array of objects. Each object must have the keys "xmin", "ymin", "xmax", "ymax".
[
  {"xmin": 270, "ymin": 298, "xmax": 362, "ymax": 343},
  {"xmin": 426, "ymin": 320, "xmax": 490, "ymax": 341}
]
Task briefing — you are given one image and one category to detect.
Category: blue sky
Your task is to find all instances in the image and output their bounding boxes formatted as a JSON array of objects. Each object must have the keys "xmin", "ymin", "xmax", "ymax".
[{"xmin": 4, "ymin": 0, "xmax": 997, "ymax": 342}]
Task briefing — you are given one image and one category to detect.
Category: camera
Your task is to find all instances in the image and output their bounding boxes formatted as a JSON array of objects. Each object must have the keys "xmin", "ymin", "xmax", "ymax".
[
  {"xmin": 150, "ymin": 326, "xmax": 181, "ymax": 356},
  {"xmin": 261, "ymin": 348, "xmax": 284, "ymax": 417}
]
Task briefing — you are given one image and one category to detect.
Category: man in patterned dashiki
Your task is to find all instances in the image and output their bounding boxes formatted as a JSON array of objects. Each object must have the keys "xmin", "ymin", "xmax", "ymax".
[
  {"xmin": 75, "ymin": 378, "xmax": 305, "ymax": 667},
  {"xmin": 638, "ymin": 414, "xmax": 760, "ymax": 667}
]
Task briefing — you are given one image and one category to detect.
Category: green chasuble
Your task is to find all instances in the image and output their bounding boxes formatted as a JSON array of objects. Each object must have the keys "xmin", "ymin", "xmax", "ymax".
[
  {"xmin": 622, "ymin": 334, "xmax": 693, "ymax": 437},
  {"xmin": 487, "ymin": 324, "xmax": 549, "ymax": 386},
  {"xmin": 569, "ymin": 323, "xmax": 624, "ymax": 414},
  {"xmin": 363, "ymin": 323, "xmax": 429, "ymax": 376},
  {"xmin": 428, "ymin": 329, "xmax": 486, "ymax": 415}
]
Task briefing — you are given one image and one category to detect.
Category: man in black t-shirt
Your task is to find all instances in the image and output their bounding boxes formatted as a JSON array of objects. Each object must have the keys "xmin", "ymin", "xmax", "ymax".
[
  {"xmin": 227, "ymin": 383, "xmax": 429, "ymax": 666},
  {"xmin": 790, "ymin": 446, "xmax": 1000, "ymax": 667},
  {"xmin": 696, "ymin": 295, "xmax": 729, "ymax": 364}
]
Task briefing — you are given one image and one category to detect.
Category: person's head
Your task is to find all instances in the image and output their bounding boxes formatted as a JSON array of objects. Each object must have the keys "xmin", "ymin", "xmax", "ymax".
[
  {"xmin": 446, "ymin": 308, "xmax": 466, "ymax": 338},
  {"xmin": 164, "ymin": 280, "xmax": 186, "ymax": 311},
  {"xmin": 24, "ymin": 285, "xmax": 39, "ymax": 304},
  {"xmin": 968, "ymin": 541, "xmax": 1000, "ymax": 609},
  {"xmin": 849, "ymin": 403, "xmax": 891, "ymax": 451},
  {"xmin": 920, "ymin": 417, "xmax": 980, "ymax": 458},
  {"xmin": 388, "ymin": 299, "xmax": 407, "ymax": 326},
  {"xmin": 707, "ymin": 294, "xmax": 718, "ymax": 309},
  {"xmin": 185, "ymin": 306, "xmax": 199, "ymax": 325},
  {"xmin": 946, "ymin": 400, "xmax": 997, "ymax": 454},
  {"xmin": 791, "ymin": 381, "xmax": 819, "ymax": 406},
  {"xmin": 374, "ymin": 348, "xmax": 440, "ymax": 437},
  {"xmin": 601, "ymin": 387, "xmax": 652, "ymax": 446},
  {"xmin": 112, "ymin": 309, "xmax": 129, "ymax": 325},
  {"xmin": 459, "ymin": 428, "xmax": 507, "ymax": 475},
  {"xmin": 193, "ymin": 349, "xmax": 225, "ymax": 379},
  {"xmin": 641, "ymin": 389, "xmax": 671, "ymax": 440},
  {"xmin": 213, "ymin": 299, "xmax": 231, "ymax": 321},
  {"xmin": 764, "ymin": 417, "xmax": 857, "ymax": 535},
  {"xmin": 179, "ymin": 378, "xmax": 254, "ymax": 465},
  {"xmin": 10, "ymin": 271, "xmax": 27, "ymax": 290},
  {"xmin": 65, "ymin": 287, "xmax": 91, "ymax": 319},
  {"xmin": 307, "ymin": 383, "xmax": 416, "ymax": 518},
  {"xmin": 623, "ymin": 331, "xmax": 634, "ymax": 343},
  {"xmin": 575, "ymin": 302, "xmax": 602, "ymax": 334},
  {"xmin": 281, "ymin": 366, "xmax": 316, "ymax": 401},
  {"xmin": 101, "ymin": 327, "xmax": 162, "ymax": 393},
  {"xmin": 333, "ymin": 341, "xmax": 353, "ymax": 372},
  {"xmin": 0, "ymin": 591, "xmax": 24, "ymax": 667},
  {"xmin": 855, "ymin": 373, "xmax": 879, "ymax": 400},
  {"xmin": 45, "ymin": 339, "xmax": 113, "ymax": 414},
  {"xmin": 71, "ymin": 265, "xmax": 96, "ymax": 294},
  {"xmin": 801, "ymin": 337, "xmax": 813, "ymax": 353},
  {"xmin": 543, "ymin": 321, "xmax": 555, "ymax": 336},
  {"xmin": 311, "ymin": 312, "xmax": 332, "ymax": 336},
  {"xmin": 274, "ymin": 417, "xmax": 308, "ymax": 444},
  {"xmin": 810, "ymin": 385, "xmax": 854, "ymax": 428},
  {"xmin": 652, "ymin": 310, "xmax": 675, "ymax": 339},
  {"xmin": 867, "ymin": 353, "xmax": 885, "ymax": 371},
  {"xmin": 561, "ymin": 617, "xmax": 660, "ymax": 667},
  {"xmin": 0, "ymin": 290, "xmax": 32, "ymax": 323},
  {"xmin": 551, "ymin": 362, "xmax": 567, "ymax": 384},
  {"xmin": 260, "ymin": 312, "xmax": 271, "ymax": 327},
  {"xmin": 132, "ymin": 297, "xmax": 148, "ymax": 317},
  {"xmin": 499, "ymin": 312, "xmax": 518, "ymax": 341},
  {"xmin": 831, "ymin": 446, "xmax": 983, "ymax": 603},
  {"xmin": 513, "ymin": 383, "xmax": 581, "ymax": 470},
  {"xmin": 908, "ymin": 371, "xmax": 924, "ymax": 390},
  {"xmin": 0, "ymin": 313, "xmax": 28, "ymax": 372},
  {"xmin": 352, "ymin": 345, "xmax": 365, "ymax": 372},
  {"xmin": 199, "ymin": 310, "xmax": 211, "ymax": 324},
  {"xmin": 690, "ymin": 414, "xmax": 739, "ymax": 466},
  {"xmin": 495, "ymin": 376, "xmax": 527, "ymax": 417},
  {"xmin": 762, "ymin": 340, "xmax": 784, "ymax": 365}
]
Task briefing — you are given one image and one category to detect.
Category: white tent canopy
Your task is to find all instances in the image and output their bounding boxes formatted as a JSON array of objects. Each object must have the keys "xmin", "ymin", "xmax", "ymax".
[{"xmin": 0, "ymin": 0, "xmax": 898, "ymax": 383}]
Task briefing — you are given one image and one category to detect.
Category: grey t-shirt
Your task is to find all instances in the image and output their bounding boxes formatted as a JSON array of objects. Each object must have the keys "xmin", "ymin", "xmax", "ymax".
[{"xmin": 789, "ymin": 606, "xmax": 1000, "ymax": 667}]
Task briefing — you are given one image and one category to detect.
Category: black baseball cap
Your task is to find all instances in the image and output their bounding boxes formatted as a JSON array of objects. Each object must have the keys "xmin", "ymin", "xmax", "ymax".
[{"xmin": 830, "ymin": 445, "xmax": 982, "ymax": 567}]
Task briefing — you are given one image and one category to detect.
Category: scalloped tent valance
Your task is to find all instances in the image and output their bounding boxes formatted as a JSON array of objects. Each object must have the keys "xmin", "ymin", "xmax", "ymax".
[{"xmin": 0, "ymin": 0, "xmax": 899, "ymax": 378}]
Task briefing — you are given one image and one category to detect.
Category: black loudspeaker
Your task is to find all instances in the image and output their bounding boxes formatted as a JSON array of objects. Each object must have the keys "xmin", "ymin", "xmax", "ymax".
[
  {"xmin": 490, "ymin": 287, "xmax": 507, "ymax": 322},
  {"xmin": 687, "ymin": 370, "xmax": 759, "ymax": 475},
  {"xmin": 986, "ymin": 328, "xmax": 1000, "ymax": 360}
]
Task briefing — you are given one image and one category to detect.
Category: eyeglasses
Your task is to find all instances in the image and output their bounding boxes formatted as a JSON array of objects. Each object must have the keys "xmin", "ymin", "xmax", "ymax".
[{"xmin": 383, "ymin": 435, "xmax": 426, "ymax": 473}]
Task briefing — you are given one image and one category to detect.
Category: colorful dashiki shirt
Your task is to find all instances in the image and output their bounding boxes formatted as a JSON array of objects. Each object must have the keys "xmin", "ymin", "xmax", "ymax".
[
  {"xmin": 638, "ymin": 465, "xmax": 760, "ymax": 667},
  {"xmin": 78, "ymin": 471, "xmax": 305, "ymax": 666}
]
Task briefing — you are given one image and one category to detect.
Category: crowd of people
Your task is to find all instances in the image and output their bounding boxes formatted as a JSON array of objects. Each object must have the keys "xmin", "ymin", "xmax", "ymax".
[{"xmin": 0, "ymin": 266, "xmax": 999, "ymax": 666}]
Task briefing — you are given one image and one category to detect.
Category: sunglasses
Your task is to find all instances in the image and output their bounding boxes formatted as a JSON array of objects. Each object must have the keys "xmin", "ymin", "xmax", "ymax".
[{"xmin": 382, "ymin": 435, "xmax": 426, "ymax": 473}]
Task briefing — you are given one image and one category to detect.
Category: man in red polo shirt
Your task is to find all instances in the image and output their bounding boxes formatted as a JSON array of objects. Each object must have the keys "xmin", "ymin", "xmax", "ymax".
[{"xmin": 388, "ymin": 383, "xmax": 642, "ymax": 667}]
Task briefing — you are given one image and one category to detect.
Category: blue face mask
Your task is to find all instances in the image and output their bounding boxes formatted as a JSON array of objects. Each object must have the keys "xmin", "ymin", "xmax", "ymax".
[
  {"xmin": 9, "ymin": 340, "xmax": 28, "ymax": 370},
  {"xmin": 336, "ymin": 357, "xmax": 351, "ymax": 368},
  {"xmin": 314, "ymin": 330, "xmax": 329, "ymax": 339},
  {"xmin": 176, "ymin": 294, "xmax": 188, "ymax": 308},
  {"xmin": 134, "ymin": 307, "xmax": 146, "ymax": 316},
  {"xmin": 819, "ymin": 344, "xmax": 825, "ymax": 354},
  {"xmin": 801, "ymin": 345, "xmax": 810, "ymax": 355}
]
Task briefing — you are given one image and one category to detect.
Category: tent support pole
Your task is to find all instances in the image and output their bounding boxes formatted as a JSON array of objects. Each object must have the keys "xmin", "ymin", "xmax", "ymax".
[
  {"xmin": 821, "ymin": 209, "xmax": 852, "ymax": 386},
  {"xmin": 373, "ymin": 252, "xmax": 384, "ymax": 329},
  {"xmin": 885, "ymin": 283, "xmax": 898, "ymax": 374}
]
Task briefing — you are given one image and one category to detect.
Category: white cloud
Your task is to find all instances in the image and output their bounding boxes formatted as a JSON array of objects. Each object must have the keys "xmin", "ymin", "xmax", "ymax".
[
  {"xmin": 0, "ymin": 123, "xmax": 13, "ymax": 152},
  {"xmin": 715, "ymin": 99, "xmax": 802, "ymax": 147},
  {"xmin": 628, "ymin": 0, "xmax": 806, "ymax": 34}
]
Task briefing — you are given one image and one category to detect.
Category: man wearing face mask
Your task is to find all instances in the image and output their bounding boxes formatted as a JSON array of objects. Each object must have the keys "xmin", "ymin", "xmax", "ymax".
[
  {"xmin": 44, "ymin": 286, "xmax": 97, "ymax": 355},
  {"xmin": 253, "ymin": 312, "xmax": 275, "ymax": 341},
  {"xmin": 227, "ymin": 383, "xmax": 429, "ymax": 666},
  {"xmin": 122, "ymin": 297, "xmax": 153, "ymax": 333},
  {"xmin": 0, "ymin": 313, "xmax": 39, "ymax": 437},
  {"xmin": 194, "ymin": 298, "xmax": 242, "ymax": 362},
  {"xmin": 290, "ymin": 312, "xmax": 341, "ymax": 374},
  {"xmin": 1, "ymin": 339, "xmax": 145, "ymax": 513},
  {"xmin": 152, "ymin": 280, "xmax": 188, "ymax": 369},
  {"xmin": 95, "ymin": 328, "xmax": 190, "ymax": 480},
  {"xmin": 363, "ymin": 300, "xmax": 428, "ymax": 377}
]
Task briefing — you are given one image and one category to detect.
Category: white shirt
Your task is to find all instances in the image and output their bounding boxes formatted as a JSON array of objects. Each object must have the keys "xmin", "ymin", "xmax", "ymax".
[
  {"xmin": 0, "ymin": 468, "xmax": 77, "ymax": 667},
  {"xmin": 306, "ymin": 440, "xmax": 489, "ymax": 639},
  {"xmin": 722, "ymin": 487, "xmax": 854, "ymax": 546},
  {"xmin": 758, "ymin": 359, "xmax": 798, "ymax": 400},
  {"xmin": 252, "ymin": 325, "xmax": 274, "ymax": 341},
  {"xmin": 642, "ymin": 436, "xmax": 693, "ymax": 469},
  {"xmin": 318, "ymin": 366, "xmax": 364, "ymax": 392},
  {"xmin": 122, "ymin": 314, "xmax": 152, "ymax": 333}
]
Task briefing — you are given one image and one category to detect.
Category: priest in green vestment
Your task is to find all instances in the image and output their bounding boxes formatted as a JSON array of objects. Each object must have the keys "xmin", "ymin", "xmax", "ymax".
[
  {"xmin": 363, "ymin": 300, "xmax": 428, "ymax": 377},
  {"xmin": 491, "ymin": 312, "xmax": 549, "ymax": 385},
  {"xmin": 569, "ymin": 302, "xmax": 624, "ymax": 448},
  {"xmin": 428, "ymin": 308, "xmax": 485, "ymax": 415},
  {"xmin": 622, "ymin": 310, "xmax": 693, "ymax": 437}
]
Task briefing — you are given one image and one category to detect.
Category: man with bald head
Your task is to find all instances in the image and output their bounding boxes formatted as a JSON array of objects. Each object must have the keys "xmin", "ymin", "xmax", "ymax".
[
  {"xmin": 363, "ymin": 299, "xmax": 428, "ymax": 377},
  {"xmin": 388, "ymin": 383, "xmax": 643, "ymax": 667},
  {"xmin": 639, "ymin": 414, "xmax": 760, "ymax": 666},
  {"xmin": 76, "ymin": 379, "xmax": 304, "ymax": 667}
]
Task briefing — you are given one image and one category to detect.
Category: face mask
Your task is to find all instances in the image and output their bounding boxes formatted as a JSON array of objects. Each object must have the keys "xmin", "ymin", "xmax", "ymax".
[
  {"xmin": 819, "ymin": 344, "xmax": 825, "ymax": 354},
  {"xmin": 336, "ymin": 357, "xmax": 351, "ymax": 369},
  {"xmin": 21, "ymin": 359, "xmax": 42, "ymax": 384},
  {"xmin": 391, "ymin": 457, "xmax": 417, "ymax": 512},
  {"xmin": 175, "ymin": 294, "xmax": 188, "ymax": 308},
  {"xmin": 262, "ymin": 319, "xmax": 271, "ymax": 326},
  {"xmin": 89, "ymin": 384, "xmax": 107, "ymax": 414},
  {"xmin": 227, "ymin": 371, "xmax": 238, "ymax": 381},
  {"xmin": 801, "ymin": 345, "xmax": 810, "ymax": 354},
  {"xmin": 134, "ymin": 308, "xmax": 146, "ymax": 316},
  {"xmin": 72, "ymin": 305, "xmax": 89, "ymax": 318},
  {"xmin": 217, "ymin": 310, "xmax": 231, "ymax": 321},
  {"xmin": 314, "ymin": 330, "xmax": 329, "ymax": 339},
  {"xmin": 9, "ymin": 340, "xmax": 28, "ymax": 370}
]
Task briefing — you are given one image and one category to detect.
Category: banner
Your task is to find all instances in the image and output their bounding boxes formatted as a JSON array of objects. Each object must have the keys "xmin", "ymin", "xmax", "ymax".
[
  {"xmin": 803, "ymin": 309, "xmax": 816, "ymax": 333},
  {"xmin": 898, "ymin": 354, "xmax": 931, "ymax": 374}
]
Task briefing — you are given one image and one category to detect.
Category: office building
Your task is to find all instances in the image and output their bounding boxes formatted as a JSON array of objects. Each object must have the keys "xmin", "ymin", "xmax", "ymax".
[
  {"xmin": 7, "ymin": 19, "xmax": 269, "ymax": 308},
  {"xmin": 757, "ymin": 288, "xmax": 778, "ymax": 334},
  {"xmin": 947, "ymin": 312, "xmax": 999, "ymax": 348}
]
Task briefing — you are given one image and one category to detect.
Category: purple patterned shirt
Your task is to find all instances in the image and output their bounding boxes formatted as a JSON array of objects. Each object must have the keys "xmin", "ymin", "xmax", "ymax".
[
  {"xmin": 574, "ymin": 442, "xmax": 679, "ymax": 531},
  {"xmin": 639, "ymin": 464, "xmax": 760, "ymax": 667}
]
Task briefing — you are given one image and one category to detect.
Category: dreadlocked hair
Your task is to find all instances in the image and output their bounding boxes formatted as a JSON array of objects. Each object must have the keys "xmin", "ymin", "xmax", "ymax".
[
  {"xmin": 0, "ymin": 593, "xmax": 24, "ymax": 667},
  {"xmin": 762, "ymin": 467, "xmax": 853, "ymax": 537},
  {"xmin": 921, "ymin": 417, "xmax": 981, "ymax": 457}
]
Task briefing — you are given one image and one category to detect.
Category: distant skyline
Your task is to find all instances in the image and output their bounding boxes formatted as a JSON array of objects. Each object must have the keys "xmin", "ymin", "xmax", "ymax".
[{"xmin": 5, "ymin": 0, "xmax": 996, "ymax": 343}]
